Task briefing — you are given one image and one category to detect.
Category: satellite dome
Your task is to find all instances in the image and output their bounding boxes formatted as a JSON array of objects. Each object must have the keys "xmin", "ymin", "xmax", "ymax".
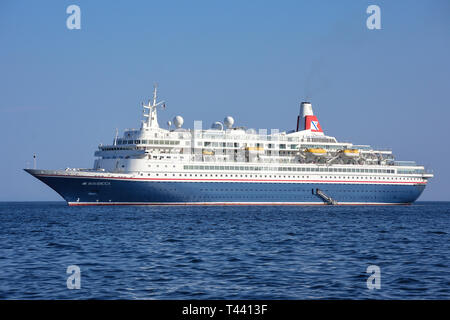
[
  {"xmin": 173, "ymin": 116, "xmax": 184, "ymax": 128},
  {"xmin": 224, "ymin": 116, "xmax": 234, "ymax": 129}
]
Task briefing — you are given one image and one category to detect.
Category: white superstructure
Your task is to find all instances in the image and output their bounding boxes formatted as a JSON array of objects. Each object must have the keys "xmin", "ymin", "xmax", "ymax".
[{"xmin": 89, "ymin": 86, "xmax": 431, "ymax": 187}]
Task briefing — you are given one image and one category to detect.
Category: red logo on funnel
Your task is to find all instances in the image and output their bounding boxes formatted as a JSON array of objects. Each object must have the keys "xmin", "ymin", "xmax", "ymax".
[{"xmin": 305, "ymin": 115, "xmax": 323, "ymax": 132}]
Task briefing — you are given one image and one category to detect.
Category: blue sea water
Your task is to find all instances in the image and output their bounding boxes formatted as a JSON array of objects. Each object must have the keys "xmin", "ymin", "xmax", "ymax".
[{"xmin": 0, "ymin": 202, "xmax": 449, "ymax": 299}]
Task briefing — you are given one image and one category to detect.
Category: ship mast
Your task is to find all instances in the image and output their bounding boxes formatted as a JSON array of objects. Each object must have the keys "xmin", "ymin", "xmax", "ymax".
[{"xmin": 142, "ymin": 84, "xmax": 165, "ymax": 129}]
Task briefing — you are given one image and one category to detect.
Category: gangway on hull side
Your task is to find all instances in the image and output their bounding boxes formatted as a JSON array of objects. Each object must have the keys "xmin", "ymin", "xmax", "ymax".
[{"xmin": 316, "ymin": 189, "xmax": 338, "ymax": 205}]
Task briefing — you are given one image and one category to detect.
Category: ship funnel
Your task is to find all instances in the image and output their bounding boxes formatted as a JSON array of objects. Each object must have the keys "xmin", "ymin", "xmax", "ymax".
[
  {"xmin": 296, "ymin": 101, "xmax": 323, "ymax": 133},
  {"xmin": 300, "ymin": 102, "xmax": 313, "ymax": 119}
]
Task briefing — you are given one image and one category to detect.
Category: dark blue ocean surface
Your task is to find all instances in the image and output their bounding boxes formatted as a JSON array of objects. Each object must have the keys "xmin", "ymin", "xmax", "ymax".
[{"xmin": 0, "ymin": 202, "xmax": 449, "ymax": 299}]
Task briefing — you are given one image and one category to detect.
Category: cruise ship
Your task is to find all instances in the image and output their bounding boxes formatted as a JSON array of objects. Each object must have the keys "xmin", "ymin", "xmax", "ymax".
[{"xmin": 25, "ymin": 87, "xmax": 433, "ymax": 206}]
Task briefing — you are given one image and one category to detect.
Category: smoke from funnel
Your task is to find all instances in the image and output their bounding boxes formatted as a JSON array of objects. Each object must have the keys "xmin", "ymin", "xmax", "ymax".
[{"xmin": 304, "ymin": 57, "xmax": 330, "ymax": 100}]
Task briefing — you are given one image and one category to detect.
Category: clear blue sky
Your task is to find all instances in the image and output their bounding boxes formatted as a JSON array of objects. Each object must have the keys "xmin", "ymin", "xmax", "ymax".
[{"xmin": 1, "ymin": 0, "xmax": 449, "ymax": 201}]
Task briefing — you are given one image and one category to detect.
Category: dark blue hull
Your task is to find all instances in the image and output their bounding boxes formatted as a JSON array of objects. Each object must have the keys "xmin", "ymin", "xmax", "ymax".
[{"xmin": 29, "ymin": 172, "xmax": 426, "ymax": 205}]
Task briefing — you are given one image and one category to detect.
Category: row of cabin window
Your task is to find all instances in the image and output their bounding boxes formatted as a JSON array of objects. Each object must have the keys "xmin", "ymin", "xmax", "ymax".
[
  {"xmin": 117, "ymin": 139, "xmax": 181, "ymax": 145},
  {"xmin": 200, "ymin": 142, "xmax": 346, "ymax": 150},
  {"xmin": 201, "ymin": 142, "xmax": 297, "ymax": 149},
  {"xmin": 397, "ymin": 169, "xmax": 425, "ymax": 174},
  {"xmin": 183, "ymin": 165, "xmax": 395, "ymax": 174},
  {"xmin": 143, "ymin": 173, "xmax": 419, "ymax": 181}
]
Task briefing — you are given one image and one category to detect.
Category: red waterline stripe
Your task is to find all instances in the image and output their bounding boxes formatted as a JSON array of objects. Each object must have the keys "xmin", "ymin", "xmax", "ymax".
[{"xmin": 36, "ymin": 174, "xmax": 427, "ymax": 185}]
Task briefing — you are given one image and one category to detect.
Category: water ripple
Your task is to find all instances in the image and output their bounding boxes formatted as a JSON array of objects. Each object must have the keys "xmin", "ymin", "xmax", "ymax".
[{"xmin": 0, "ymin": 201, "xmax": 449, "ymax": 299}]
